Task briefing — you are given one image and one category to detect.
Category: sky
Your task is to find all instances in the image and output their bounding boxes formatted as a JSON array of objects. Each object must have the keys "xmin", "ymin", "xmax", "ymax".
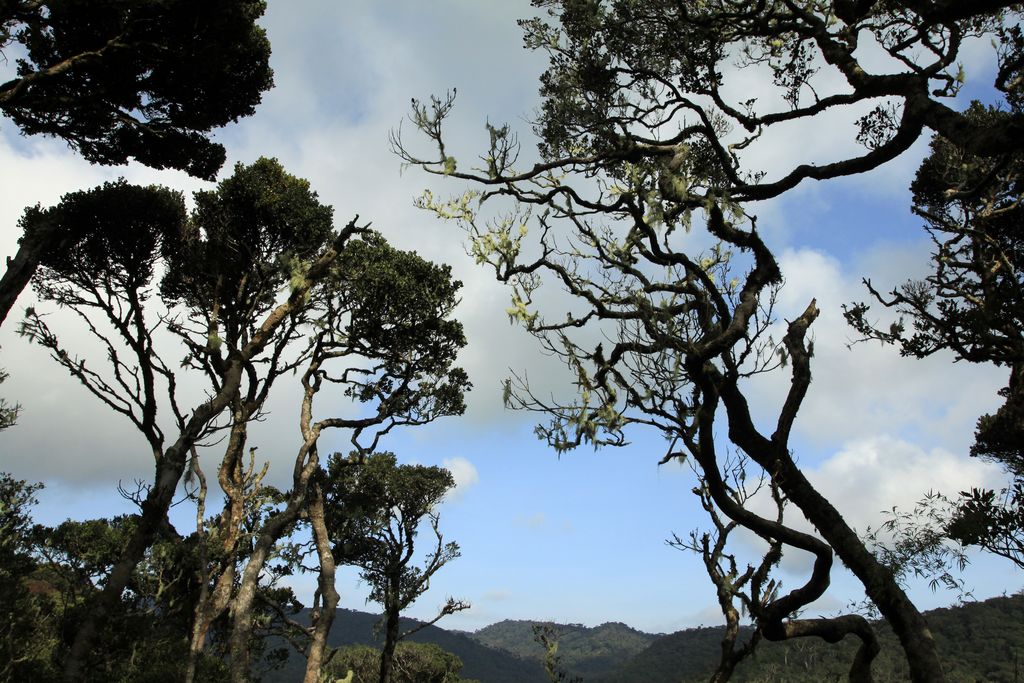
[{"xmin": 0, "ymin": 2, "xmax": 1020, "ymax": 635}]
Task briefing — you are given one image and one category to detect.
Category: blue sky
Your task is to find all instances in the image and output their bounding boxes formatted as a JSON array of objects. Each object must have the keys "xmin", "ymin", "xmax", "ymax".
[{"xmin": 0, "ymin": 1, "xmax": 1019, "ymax": 634}]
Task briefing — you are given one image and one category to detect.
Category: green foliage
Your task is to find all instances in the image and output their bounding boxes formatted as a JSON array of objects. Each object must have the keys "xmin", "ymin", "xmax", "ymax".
[
  {"xmin": 323, "ymin": 452, "xmax": 464, "ymax": 682},
  {"xmin": 324, "ymin": 642, "xmax": 476, "ymax": 683},
  {"xmin": 327, "ymin": 234, "xmax": 469, "ymax": 418},
  {"xmin": 396, "ymin": 2, "xmax": 1024, "ymax": 679},
  {"xmin": 947, "ymin": 484, "xmax": 1024, "ymax": 567},
  {"xmin": 22, "ymin": 179, "xmax": 186, "ymax": 294},
  {"xmin": 16, "ymin": 155, "xmax": 471, "ymax": 680},
  {"xmin": 161, "ymin": 157, "xmax": 335, "ymax": 329},
  {"xmin": 532, "ymin": 624, "xmax": 582, "ymax": 683},
  {"xmin": 0, "ymin": 473, "xmax": 50, "ymax": 682},
  {"xmin": 325, "ymin": 453, "xmax": 455, "ymax": 570},
  {"xmin": 0, "ymin": 475, "xmax": 230, "ymax": 683},
  {"xmin": 865, "ymin": 492, "xmax": 970, "ymax": 598},
  {"xmin": 0, "ymin": 471, "xmax": 306, "ymax": 682},
  {"xmin": 0, "ymin": 0, "xmax": 273, "ymax": 179},
  {"xmin": 324, "ymin": 453, "xmax": 463, "ymax": 618},
  {"xmin": 0, "ymin": 369, "xmax": 19, "ymax": 430},
  {"xmin": 261, "ymin": 607, "xmax": 547, "ymax": 683},
  {"xmin": 845, "ymin": 102, "xmax": 1024, "ymax": 571}
]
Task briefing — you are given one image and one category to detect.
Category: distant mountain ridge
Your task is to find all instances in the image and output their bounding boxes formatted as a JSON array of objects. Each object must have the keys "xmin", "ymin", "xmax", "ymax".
[
  {"xmin": 263, "ymin": 593, "xmax": 1024, "ymax": 682},
  {"xmin": 597, "ymin": 593, "xmax": 1024, "ymax": 682}
]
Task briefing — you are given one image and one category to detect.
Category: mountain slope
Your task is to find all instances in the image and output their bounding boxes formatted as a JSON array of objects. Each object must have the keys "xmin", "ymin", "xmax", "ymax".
[
  {"xmin": 472, "ymin": 619, "xmax": 659, "ymax": 678},
  {"xmin": 598, "ymin": 593, "xmax": 1024, "ymax": 683},
  {"xmin": 262, "ymin": 609, "xmax": 546, "ymax": 683},
  {"xmin": 261, "ymin": 593, "xmax": 1024, "ymax": 682}
]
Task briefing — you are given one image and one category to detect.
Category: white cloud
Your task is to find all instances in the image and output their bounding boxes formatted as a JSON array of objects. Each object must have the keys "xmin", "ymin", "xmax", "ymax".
[
  {"xmin": 807, "ymin": 436, "xmax": 1002, "ymax": 535},
  {"xmin": 732, "ymin": 434, "xmax": 1003, "ymax": 581},
  {"xmin": 742, "ymin": 245, "xmax": 1007, "ymax": 455},
  {"xmin": 0, "ymin": 1, "xmax": 550, "ymax": 486},
  {"xmin": 442, "ymin": 456, "xmax": 479, "ymax": 501}
]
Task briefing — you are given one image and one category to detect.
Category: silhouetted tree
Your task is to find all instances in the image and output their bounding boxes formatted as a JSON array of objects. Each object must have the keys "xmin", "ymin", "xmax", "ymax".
[
  {"xmin": 391, "ymin": 1, "xmax": 1024, "ymax": 680},
  {"xmin": 324, "ymin": 452, "xmax": 469, "ymax": 683},
  {"xmin": 846, "ymin": 103, "xmax": 1024, "ymax": 571},
  {"xmin": 18, "ymin": 160, "xmax": 368, "ymax": 681},
  {"xmin": 222, "ymin": 235, "xmax": 470, "ymax": 683}
]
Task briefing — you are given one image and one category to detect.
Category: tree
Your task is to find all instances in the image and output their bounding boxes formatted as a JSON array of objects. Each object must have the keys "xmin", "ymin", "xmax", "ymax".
[
  {"xmin": 0, "ymin": 474, "xmax": 279, "ymax": 683},
  {"xmin": 532, "ymin": 624, "xmax": 582, "ymax": 683},
  {"xmin": 0, "ymin": 473, "xmax": 51, "ymax": 682},
  {"xmin": 668, "ymin": 456, "xmax": 785, "ymax": 683},
  {"xmin": 392, "ymin": 2, "xmax": 1024, "ymax": 681},
  {"xmin": 0, "ymin": 369, "xmax": 19, "ymax": 429},
  {"xmin": 324, "ymin": 452, "xmax": 469, "ymax": 683},
  {"xmin": 0, "ymin": 0, "xmax": 274, "ymax": 325},
  {"xmin": 217, "ymin": 235, "xmax": 470, "ymax": 683},
  {"xmin": 18, "ymin": 160, "xmax": 370, "ymax": 681}
]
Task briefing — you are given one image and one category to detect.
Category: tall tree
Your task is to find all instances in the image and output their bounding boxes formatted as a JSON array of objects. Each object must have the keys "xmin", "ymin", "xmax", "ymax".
[
  {"xmin": 209, "ymin": 233, "xmax": 469, "ymax": 683},
  {"xmin": 18, "ymin": 160, "xmax": 369, "ymax": 681},
  {"xmin": 393, "ymin": 2, "xmax": 1023, "ymax": 681},
  {"xmin": 0, "ymin": 473, "xmax": 50, "ymax": 682},
  {"xmin": 0, "ymin": 0, "xmax": 274, "ymax": 325},
  {"xmin": 324, "ymin": 452, "xmax": 469, "ymax": 683},
  {"xmin": 151, "ymin": 156, "xmax": 343, "ymax": 683}
]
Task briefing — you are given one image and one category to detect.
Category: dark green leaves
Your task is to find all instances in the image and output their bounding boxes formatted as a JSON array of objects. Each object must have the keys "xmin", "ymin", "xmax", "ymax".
[
  {"xmin": 161, "ymin": 157, "xmax": 335, "ymax": 326},
  {"xmin": 24, "ymin": 180, "xmax": 186, "ymax": 298},
  {"xmin": 324, "ymin": 452, "xmax": 456, "ymax": 565},
  {"xmin": 1, "ymin": 0, "xmax": 273, "ymax": 179}
]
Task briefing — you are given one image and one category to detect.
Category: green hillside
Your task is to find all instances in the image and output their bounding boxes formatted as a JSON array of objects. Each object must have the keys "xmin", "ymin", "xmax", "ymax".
[
  {"xmin": 261, "ymin": 594, "xmax": 1024, "ymax": 682},
  {"xmin": 601, "ymin": 594, "xmax": 1024, "ymax": 683},
  {"xmin": 261, "ymin": 609, "xmax": 546, "ymax": 683},
  {"xmin": 472, "ymin": 619, "xmax": 659, "ymax": 679}
]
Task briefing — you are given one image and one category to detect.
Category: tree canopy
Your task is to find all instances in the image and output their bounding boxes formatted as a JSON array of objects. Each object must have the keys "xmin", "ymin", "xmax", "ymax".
[
  {"xmin": 325, "ymin": 452, "xmax": 467, "ymax": 683},
  {"xmin": 0, "ymin": 0, "xmax": 274, "ymax": 327},
  {"xmin": 0, "ymin": 0, "xmax": 273, "ymax": 179}
]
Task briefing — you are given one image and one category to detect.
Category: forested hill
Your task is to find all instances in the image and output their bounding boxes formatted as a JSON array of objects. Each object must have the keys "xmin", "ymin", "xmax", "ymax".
[
  {"xmin": 596, "ymin": 593, "xmax": 1024, "ymax": 683},
  {"xmin": 264, "ymin": 594, "xmax": 1024, "ymax": 682},
  {"xmin": 471, "ymin": 619, "xmax": 659, "ymax": 678},
  {"xmin": 262, "ymin": 609, "xmax": 547, "ymax": 683}
]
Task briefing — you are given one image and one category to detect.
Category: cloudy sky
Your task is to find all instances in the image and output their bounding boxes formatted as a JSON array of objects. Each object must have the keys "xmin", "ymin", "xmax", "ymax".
[{"xmin": 0, "ymin": 2, "xmax": 1019, "ymax": 634}]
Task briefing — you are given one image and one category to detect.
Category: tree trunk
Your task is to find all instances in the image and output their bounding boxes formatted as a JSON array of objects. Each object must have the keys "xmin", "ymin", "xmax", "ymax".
[
  {"xmin": 185, "ymin": 562, "xmax": 236, "ymax": 683},
  {"xmin": 0, "ymin": 217, "xmax": 59, "ymax": 327},
  {"xmin": 63, "ymin": 223, "xmax": 362, "ymax": 682},
  {"xmin": 61, "ymin": 443, "xmax": 195, "ymax": 680},
  {"xmin": 186, "ymin": 415, "xmax": 251, "ymax": 683},
  {"xmin": 773, "ymin": 455, "xmax": 945, "ymax": 683},
  {"xmin": 61, "ymin": 360, "xmax": 246, "ymax": 681},
  {"xmin": 228, "ymin": 506, "xmax": 298, "ymax": 683},
  {"xmin": 378, "ymin": 589, "xmax": 401, "ymax": 683},
  {"xmin": 718, "ymin": 379, "xmax": 946, "ymax": 683},
  {"xmin": 302, "ymin": 482, "xmax": 340, "ymax": 683},
  {"xmin": 228, "ymin": 445, "xmax": 319, "ymax": 683}
]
